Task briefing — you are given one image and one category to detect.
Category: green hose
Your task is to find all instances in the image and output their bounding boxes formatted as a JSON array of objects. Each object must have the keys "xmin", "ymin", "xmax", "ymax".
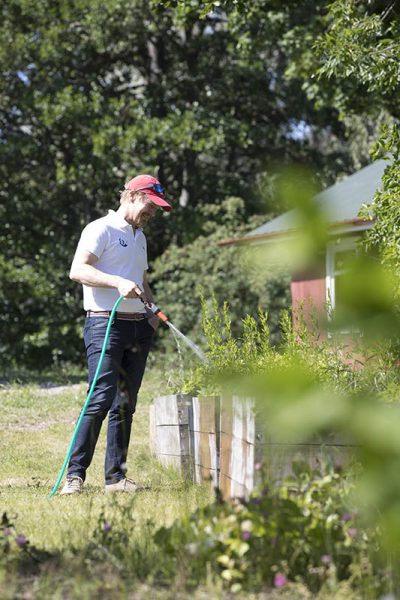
[{"xmin": 49, "ymin": 295, "xmax": 124, "ymax": 498}]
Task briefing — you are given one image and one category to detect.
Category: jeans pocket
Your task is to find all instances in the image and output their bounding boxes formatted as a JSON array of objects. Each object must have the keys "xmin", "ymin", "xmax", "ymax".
[
  {"xmin": 92, "ymin": 318, "xmax": 110, "ymax": 329},
  {"xmin": 84, "ymin": 317, "xmax": 110, "ymax": 349}
]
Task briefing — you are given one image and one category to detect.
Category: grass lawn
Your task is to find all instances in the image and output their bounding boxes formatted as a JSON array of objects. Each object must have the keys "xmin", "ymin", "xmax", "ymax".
[
  {"xmin": 0, "ymin": 367, "xmax": 366, "ymax": 600},
  {"xmin": 0, "ymin": 366, "xmax": 213, "ymax": 598}
]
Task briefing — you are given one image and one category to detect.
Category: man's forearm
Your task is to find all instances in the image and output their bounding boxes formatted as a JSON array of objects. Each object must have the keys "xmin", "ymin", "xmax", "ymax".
[
  {"xmin": 70, "ymin": 262, "xmax": 145, "ymax": 299},
  {"xmin": 142, "ymin": 278, "xmax": 154, "ymax": 303},
  {"xmin": 70, "ymin": 263, "xmax": 121, "ymax": 289}
]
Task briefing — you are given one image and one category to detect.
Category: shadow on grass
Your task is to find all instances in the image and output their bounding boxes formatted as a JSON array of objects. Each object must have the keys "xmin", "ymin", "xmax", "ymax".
[{"xmin": 0, "ymin": 365, "xmax": 86, "ymax": 387}]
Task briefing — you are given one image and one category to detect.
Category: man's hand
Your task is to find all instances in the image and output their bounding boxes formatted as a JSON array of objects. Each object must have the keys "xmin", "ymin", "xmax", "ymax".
[{"xmin": 117, "ymin": 278, "xmax": 146, "ymax": 300}]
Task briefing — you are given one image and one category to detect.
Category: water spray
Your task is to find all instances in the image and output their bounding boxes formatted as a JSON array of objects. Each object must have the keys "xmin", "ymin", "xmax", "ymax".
[
  {"xmin": 49, "ymin": 293, "xmax": 206, "ymax": 497},
  {"xmin": 143, "ymin": 300, "xmax": 208, "ymax": 363}
]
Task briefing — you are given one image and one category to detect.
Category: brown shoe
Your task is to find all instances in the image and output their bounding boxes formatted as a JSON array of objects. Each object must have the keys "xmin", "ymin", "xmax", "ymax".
[{"xmin": 105, "ymin": 478, "xmax": 141, "ymax": 493}]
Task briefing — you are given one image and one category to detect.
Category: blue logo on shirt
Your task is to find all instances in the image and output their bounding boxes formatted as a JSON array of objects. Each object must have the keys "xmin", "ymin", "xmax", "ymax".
[{"xmin": 119, "ymin": 238, "xmax": 128, "ymax": 247}]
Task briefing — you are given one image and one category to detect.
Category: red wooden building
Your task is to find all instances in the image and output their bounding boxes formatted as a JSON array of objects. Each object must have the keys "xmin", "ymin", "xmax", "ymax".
[{"xmin": 220, "ymin": 160, "xmax": 387, "ymax": 334}]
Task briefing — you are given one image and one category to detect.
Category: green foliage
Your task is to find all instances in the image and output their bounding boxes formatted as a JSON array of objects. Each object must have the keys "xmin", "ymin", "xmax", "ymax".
[
  {"xmin": 168, "ymin": 285, "xmax": 400, "ymax": 595},
  {"xmin": 175, "ymin": 244, "xmax": 400, "ymax": 574},
  {"xmin": 83, "ymin": 504, "xmax": 158, "ymax": 580},
  {"xmin": 360, "ymin": 129, "xmax": 400, "ymax": 297},
  {"xmin": 179, "ymin": 288, "xmax": 400, "ymax": 396},
  {"xmin": 281, "ymin": 0, "xmax": 400, "ymax": 297},
  {"xmin": 314, "ymin": 0, "xmax": 400, "ymax": 99},
  {"xmin": 309, "ymin": 1, "xmax": 400, "ymax": 317},
  {"xmin": 178, "ymin": 293, "xmax": 274, "ymax": 394},
  {"xmin": 0, "ymin": 511, "xmax": 48, "ymax": 571},
  {"xmin": 0, "ymin": 255, "xmax": 81, "ymax": 368},
  {"xmin": 283, "ymin": 0, "xmax": 400, "ymax": 120},
  {"xmin": 1, "ymin": 467, "xmax": 389, "ymax": 597},
  {"xmin": 155, "ymin": 466, "xmax": 381, "ymax": 595},
  {"xmin": 150, "ymin": 198, "xmax": 291, "ymax": 364},
  {"xmin": 0, "ymin": 0, "xmax": 361, "ymax": 370}
]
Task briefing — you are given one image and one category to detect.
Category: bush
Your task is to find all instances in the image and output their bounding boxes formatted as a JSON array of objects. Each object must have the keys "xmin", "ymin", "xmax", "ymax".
[
  {"xmin": 155, "ymin": 464, "xmax": 382, "ymax": 596},
  {"xmin": 178, "ymin": 294, "xmax": 399, "ymax": 397},
  {"xmin": 149, "ymin": 197, "xmax": 291, "ymax": 361}
]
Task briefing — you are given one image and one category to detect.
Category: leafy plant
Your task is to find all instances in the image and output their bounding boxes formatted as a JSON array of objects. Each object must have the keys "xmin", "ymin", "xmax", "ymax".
[
  {"xmin": 179, "ymin": 291, "xmax": 399, "ymax": 397},
  {"xmin": 155, "ymin": 465, "xmax": 382, "ymax": 595},
  {"xmin": 361, "ymin": 126, "xmax": 400, "ymax": 302},
  {"xmin": 178, "ymin": 292, "xmax": 275, "ymax": 394},
  {"xmin": 0, "ymin": 511, "xmax": 47, "ymax": 570},
  {"xmin": 150, "ymin": 197, "xmax": 290, "ymax": 365}
]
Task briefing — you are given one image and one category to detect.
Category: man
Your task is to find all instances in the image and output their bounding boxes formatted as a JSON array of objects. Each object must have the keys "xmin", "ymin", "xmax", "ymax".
[{"xmin": 61, "ymin": 174, "xmax": 172, "ymax": 495}]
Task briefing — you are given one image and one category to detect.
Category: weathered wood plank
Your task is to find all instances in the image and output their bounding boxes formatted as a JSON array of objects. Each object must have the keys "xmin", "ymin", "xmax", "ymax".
[
  {"xmin": 219, "ymin": 432, "xmax": 257, "ymax": 499},
  {"xmin": 150, "ymin": 395, "xmax": 194, "ymax": 479},
  {"xmin": 149, "ymin": 403, "xmax": 156, "ymax": 455},
  {"xmin": 219, "ymin": 395, "xmax": 232, "ymax": 499},
  {"xmin": 219, "ymin": 395, "xmax": 258, "ymax": 499},
  {"xmin": 218, "ymin": 395, "xmax": 354, "ymax": 499},
  {"xmin": 192, "ymin": 396, "xmax": 218, "ymax": 488},
  {"xmin": 153, "ymin": 424, "xmax": 190, "ymax": 456},
  {"xmin": 153, "ymin": 394, "xmax": 192, "ymax": 426},
  {"xmin": 262, "ymin": 442, "xmax": 351, "ymax": 483}
]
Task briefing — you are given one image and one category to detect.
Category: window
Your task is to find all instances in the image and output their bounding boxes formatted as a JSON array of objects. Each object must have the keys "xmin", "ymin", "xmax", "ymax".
[{"xmin": 326, "ymin": 236, "xmax": 359, "ymax": 315}]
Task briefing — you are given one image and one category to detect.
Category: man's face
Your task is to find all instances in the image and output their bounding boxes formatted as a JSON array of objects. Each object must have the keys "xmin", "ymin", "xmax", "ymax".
[{"xmin": 126, "ymin": 193, "xmax": 157, "ymax": 228}]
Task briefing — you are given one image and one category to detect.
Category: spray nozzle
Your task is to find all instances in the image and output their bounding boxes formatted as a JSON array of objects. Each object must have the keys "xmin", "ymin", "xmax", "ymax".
[
  {"xmin": 147, "ymin": 302, "xmax": 169, "ymax": 323},
  {"xmin": 139, "ymin": 298, "xmax": 169, "ymax": 323}
]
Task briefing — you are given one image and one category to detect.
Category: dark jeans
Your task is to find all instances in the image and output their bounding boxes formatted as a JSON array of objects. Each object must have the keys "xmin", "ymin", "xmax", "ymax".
[{"xmin": 67, "ymin": 316, "xmax": 154, "ymax": 484}]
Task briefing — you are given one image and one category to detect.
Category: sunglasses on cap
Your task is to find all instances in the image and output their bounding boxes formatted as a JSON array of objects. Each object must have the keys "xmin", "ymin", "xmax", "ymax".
[{"xmin": 132, "ymin": 183, "xmax": 165, "ymax": 196}]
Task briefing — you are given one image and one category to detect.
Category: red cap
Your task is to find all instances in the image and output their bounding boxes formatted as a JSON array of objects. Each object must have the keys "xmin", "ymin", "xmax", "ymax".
[{"xmin": 124, "ymin": 174, "xmax": 172, "ymax": 212}]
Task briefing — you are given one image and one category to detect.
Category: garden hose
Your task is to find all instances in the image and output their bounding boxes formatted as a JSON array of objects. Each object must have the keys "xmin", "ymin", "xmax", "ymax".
[{"xmin": 49, "ymin": 295, "xmax": 124, "ymax": 498}]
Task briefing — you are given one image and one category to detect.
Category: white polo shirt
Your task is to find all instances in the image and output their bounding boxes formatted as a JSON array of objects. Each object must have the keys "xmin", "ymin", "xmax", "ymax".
[{"xmin": 75, "ymin": 210, "xmax": 148, "ymax": 312}]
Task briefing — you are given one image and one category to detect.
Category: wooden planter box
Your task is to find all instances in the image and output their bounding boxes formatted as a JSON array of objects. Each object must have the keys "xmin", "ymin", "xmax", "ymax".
[{"xmin": 150, "ymin": 394, "xmax": 355, "ymax": 500}]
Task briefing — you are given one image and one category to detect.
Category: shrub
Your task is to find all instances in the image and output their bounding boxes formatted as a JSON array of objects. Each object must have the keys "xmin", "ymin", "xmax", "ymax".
[
  {"xmin": 179, "ymin": 294, "xmax": 399, "ymax": 397},
  {"xmin": 149, "ymin": 197, "xmax": 291, "ymax": 361},
  {"xmin": 154, "ymin": 465, "xmax": 382, "ymax": 595}
]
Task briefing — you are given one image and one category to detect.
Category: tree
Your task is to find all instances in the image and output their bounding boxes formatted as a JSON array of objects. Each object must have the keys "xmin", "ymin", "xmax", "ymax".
[
  {"xmin": 0, "ymin": 0, "xmax": 358, "ymax": 369},
  {"xmin": 289, "ymin": 0, "xmax": 400, "ymax": 292}
]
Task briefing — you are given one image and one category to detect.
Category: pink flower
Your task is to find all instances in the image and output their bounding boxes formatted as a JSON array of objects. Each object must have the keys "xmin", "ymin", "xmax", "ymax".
[
  {"xmin": 274, "ymin": 573, "xmax": 287, "ymax": 588},
  {"xmin": 242, "ymin": 531, "xmax": 252, "ymax": 541},
  {"xmin": 2, "ymin": 527, "xmax": 12, "ymax": 537},
  {"xmin": 348, "ymin": 527, "xmax": 357, "ymax": 538},
  {"xmin": 102, "ymin": 522, "xmax": 112, "ymax": 533},
  {"xmin": 320, "ymin": 554, "xmax": 331, "ymax": 564},
  {"xmin": 254, "ymin": 462, "xmax": 262, "ymax": 471},
  {"xmin": 15, "ymin": 534, "xmax": 28, "ymax": 547}
]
